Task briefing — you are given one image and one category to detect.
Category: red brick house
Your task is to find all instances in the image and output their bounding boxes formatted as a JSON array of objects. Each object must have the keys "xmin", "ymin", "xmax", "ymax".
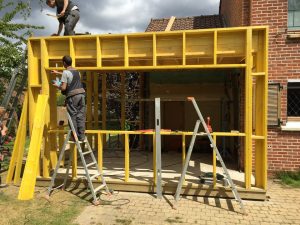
[
  {"xmin": 145, "ymin": 1, "xmax": 300, "ymax": 174},
  {"xmin": 220, "ymin": 0, "xmax": 300, "ymax": 173}
]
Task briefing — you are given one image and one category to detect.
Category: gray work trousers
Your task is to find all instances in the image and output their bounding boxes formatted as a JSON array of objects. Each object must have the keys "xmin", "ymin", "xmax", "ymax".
[
  {"xmin": 66, "ymin": 93, "xmax": 86, "ymax": 141},
  {"xmin": 64, "ymin": 9, "xmax": 80, "ymax": 36}
]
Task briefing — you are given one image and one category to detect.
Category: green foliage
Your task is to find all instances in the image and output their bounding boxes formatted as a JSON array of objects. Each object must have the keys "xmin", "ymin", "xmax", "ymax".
[
  {"xmin": 56, "ymin": 92, "xmax": 66, "ymax": 106},
  {"xmin": 0, "ymin": 0, "xmax": 44, "ymax": 44},
  {"xmin": 0, "ymin": 0, "xmax": 44, "ymax": 102},
  {"xmin": 276, "ymin": 170, "xmax": 300, "ymax": 188}
]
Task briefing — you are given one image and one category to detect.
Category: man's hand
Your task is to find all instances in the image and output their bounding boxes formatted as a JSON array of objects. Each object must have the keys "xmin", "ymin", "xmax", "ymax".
[{"xmin": 58, "ymin": 10, "xmax": 65, "ymax": 17}]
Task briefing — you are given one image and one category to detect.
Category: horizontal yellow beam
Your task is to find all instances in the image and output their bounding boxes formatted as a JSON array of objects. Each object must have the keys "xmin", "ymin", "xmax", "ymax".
[
  {"xmin": 49, "ymin": 129, "xmax": 246, "ymax": 137},
  {"xmin": 29, "ymin": 26, "xmax": 269, "ymax": 41},
  {"xmin": 46, "ymin": 64, "xmax": 247, "ymax": 71}
]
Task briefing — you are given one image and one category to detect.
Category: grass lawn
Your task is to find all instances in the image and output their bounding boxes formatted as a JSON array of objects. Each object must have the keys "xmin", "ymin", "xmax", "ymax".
[
  {"xmin": 0, "ymin": 184, "xmax": 88, "ymax": 225},
  {"xmin": 276, "ymin": 170, "xmax": 300, "ymax": 188}
]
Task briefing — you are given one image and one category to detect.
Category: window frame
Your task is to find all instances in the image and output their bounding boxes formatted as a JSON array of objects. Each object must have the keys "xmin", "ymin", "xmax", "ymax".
[{"xmin": 288, "ymin": 0, "xmax": 300, "ymax": 30}]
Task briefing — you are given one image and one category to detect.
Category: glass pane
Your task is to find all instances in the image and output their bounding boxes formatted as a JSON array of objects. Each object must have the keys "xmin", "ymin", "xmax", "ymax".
[
  {"xmin": 294, "ymin": 11, "xmax": 300, "ymax": 26},
  {"xmin": 288, "ymin": 11, "xmax": 294, "ymax": 27},
  {"xmin": 289, "ymin": 0, "xmax": 300, "ymax": 11}
]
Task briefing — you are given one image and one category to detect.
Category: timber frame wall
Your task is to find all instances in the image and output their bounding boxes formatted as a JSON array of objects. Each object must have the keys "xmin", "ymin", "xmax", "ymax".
[{"xmin": 26, "ymin": 26, "xmax": 268, "ymax": 190}]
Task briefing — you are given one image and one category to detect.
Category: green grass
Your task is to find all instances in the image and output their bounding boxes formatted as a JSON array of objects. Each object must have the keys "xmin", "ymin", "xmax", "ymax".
[
  {"xmin": 0, "ymin": 186, "xmax": 88, "ymax": 225},
  {"xmin": 275, "ymin": 170, "xmax": 300, "ymax": 188}
]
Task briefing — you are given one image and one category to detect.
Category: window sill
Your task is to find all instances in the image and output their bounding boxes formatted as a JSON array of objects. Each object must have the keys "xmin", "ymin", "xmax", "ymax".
[
  {"xmin": 287, "ymin": 30, "xmax": 300, "ymax": 39},
  {"xmin": 281, "ymin": 121, "xmax": 300, "ymax": 131}
]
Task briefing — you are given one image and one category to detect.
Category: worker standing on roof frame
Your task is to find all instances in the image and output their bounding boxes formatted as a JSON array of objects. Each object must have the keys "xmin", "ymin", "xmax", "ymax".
[{"xmin": 46, "ymin": 0, "xmax": 80, "ymax": 36}]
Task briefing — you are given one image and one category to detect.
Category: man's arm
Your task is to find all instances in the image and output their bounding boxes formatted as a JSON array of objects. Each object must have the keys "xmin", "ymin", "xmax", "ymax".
[
  {"xmin": 51, "ymin": 22, "xmax": 64, "ymax": 36},
  {"xmin": 59, "ymin": 0, "xmax": 69, "ymax": 17}
]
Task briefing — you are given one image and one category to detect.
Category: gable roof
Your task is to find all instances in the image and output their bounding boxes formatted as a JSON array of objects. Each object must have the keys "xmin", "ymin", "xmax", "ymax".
[{"xmin": 145, "ymin": 15, "xmax": 225, "ymax": 32}]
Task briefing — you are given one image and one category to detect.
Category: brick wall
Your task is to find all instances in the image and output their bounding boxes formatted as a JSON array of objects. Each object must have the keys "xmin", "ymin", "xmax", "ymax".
[
  {"xmin": 220, "ymin": 0, "xmax": 300, "ymax": 173},
  {"xmin": 220, "ymin": 0, "xmax": 250, "ymax": 26}
]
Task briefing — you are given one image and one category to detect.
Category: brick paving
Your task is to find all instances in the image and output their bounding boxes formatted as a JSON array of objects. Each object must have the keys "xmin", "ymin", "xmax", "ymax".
[{"xmin": 74, "ymin": 180, "xmax": 300, "ymax": 225}]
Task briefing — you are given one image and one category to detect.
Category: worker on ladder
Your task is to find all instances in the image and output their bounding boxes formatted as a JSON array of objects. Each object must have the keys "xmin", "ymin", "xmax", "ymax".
[
  {"xmin": 52, "ymin": 56, "xmax": 86, "ymax": 142},
  {"xmin": 46, "ymin": 0, "xmax": 80, "ymax": 36}
]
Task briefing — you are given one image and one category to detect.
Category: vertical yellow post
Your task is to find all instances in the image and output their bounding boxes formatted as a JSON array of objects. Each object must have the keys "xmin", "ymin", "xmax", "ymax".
[
  {"xmin": 41, "ymin": 39, "xmax": 51, "ymax": 178},
  {"xmin": 58, "ymin": 123, "xmax": 65, "ymax": 166},
  {"xmin": 70, "ymin": 38, "xmax": 75, "ymax": 67},
  {"xmin": 71, "ymin": 144, "xmax": 77, "ymax": 178},
  {"xmin": 125, "ymin": 133, "xmax": 130, "ymax": 182},
  {"xmin": 27, "ymin": 40, "xmax": 40, "ymax": 135},
  {"xmin": 96, "ymin": 37, "xmax": 102, "ymax": 68},
  {"xmin": 213, "ymin": 134, "xmax": 217, "ymax": 188},
  {"xmin": 121, "ymin": 73, "xmax": 126, "ymax": 131},
  {"xmin": 87, "ymin": 71, "xmax": 93, "ymax": 145},
  {"xmin": 94, "ymin": 72, "xmax": 99, "ymax": 148},
  {"xmin": 182, "ymin": 134, "xmax": 186, "ymax": 184},
  {"xmin": 153, "ymin": 34, "xmax": 157, "ymax": 67},
  {"xmin": 214, "ymin": 31, "xmax": 217, "ymax": 65},
  {"xmin": 153, "ymin": 134, "xmax": 156, "ymax": 184},
  {"xmin": 102, "ymin": 74, "xmax": 107, "ymax": 146},
  {"xmin": 49, "ymin": 72, "xmax": 58, "ymax": 169},
  {"xmin": 124, "ymin": 35, "xmax": 129, "ymax": 67},
  {"xmin": 254, "ymin": 29, "xmax": 268, "ymax": 190},
  {"xmin": 98, "ymin": 133, "xmax": 103, "ymax": 172},
  {"xmin": 245, "ymin": 28, "xmax": 253, "ymax": 189},
  {"xmin": 182, "ymin": 32, "xmax": 186, "ymax": 66}
]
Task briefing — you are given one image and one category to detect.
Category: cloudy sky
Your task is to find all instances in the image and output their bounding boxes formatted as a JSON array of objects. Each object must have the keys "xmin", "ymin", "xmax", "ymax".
[{"xmin": 10, "ymin": 0, "xmax": 220, "ymax": 37}]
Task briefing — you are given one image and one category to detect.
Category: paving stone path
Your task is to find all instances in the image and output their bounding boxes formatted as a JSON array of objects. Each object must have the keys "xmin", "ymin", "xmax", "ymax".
[{"xmin": 75, "ymin": 180, "xmax": 300, "ymax": 225}]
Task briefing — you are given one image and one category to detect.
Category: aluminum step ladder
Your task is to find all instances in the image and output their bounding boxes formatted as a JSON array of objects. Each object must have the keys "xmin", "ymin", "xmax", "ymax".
[
  {"xmin": 174, "ymin": 97, "xmax": 246, "ymax": 214},
  {"xmin": 47, "ymin": 112, "xmax": 110, "ymax": 205}
]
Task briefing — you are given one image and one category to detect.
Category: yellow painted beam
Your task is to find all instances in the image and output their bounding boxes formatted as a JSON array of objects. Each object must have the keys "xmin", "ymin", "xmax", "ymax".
[
  {"xmin": 213, "ymin": 134, "xmax": 217, "ymax": 188},
  {"xmin": 98, "ymin": 133, "xmax": 103, "ymax": 173},
  {"xmin": 71, "ymin": 144, "xmax": 77, "ymax": 178},
  {"xmin": 245, "ymin": 28, "xmax": 253, "ymax": 189},
  {"xmin": 121, "ymin": 73, "xmax": 126, "ymax": 130},
  {"xmin": 86, "ymin": 71, "xmax": 93, "ymax": 145},
  {"xmin": 94, "ymin": 72, "xmax": 99, "ymax": 148},
  {"xmin": 6, "ymin": 92, "xmax": 28, "ymax": 184},
  {"xmin": 41, "ymin": 39, "xmax": 51, "ymax": 178},
  {"xmin": 18, "ymin": 94, "xmax": 48, "ymax": 200},
  {"xmin": 125, "ymin": 134, "xmax": 130, "ymax": 182},
  {"xmin": 153, "ymin": 134, "xmax": 156, "ymax": 184}
]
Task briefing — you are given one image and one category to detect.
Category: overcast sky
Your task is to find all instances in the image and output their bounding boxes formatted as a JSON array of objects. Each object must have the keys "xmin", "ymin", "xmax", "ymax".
[{"xmin": 11, "ymin": 0, "xmax": 220, "ymax": 37}]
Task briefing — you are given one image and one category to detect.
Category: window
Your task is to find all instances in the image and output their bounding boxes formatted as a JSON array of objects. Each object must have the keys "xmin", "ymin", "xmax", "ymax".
[
  {"xmin": 268, "ymin": 83, "xmax": 281, "ymax": 126},
  {"xmin": 288, "ymin": 0, "xmax": 300, "ymax": 30},
  {"xmin": 287, "ymin": 80, "xmax": 300, "ymax": 117}
]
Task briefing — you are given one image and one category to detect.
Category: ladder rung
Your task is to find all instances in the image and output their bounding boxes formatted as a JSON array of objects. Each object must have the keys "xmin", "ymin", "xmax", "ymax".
[
  {"xmin": 90, "ymin": 173, "xmax": 100, "ymax": 180},
  {"xmin": 93, "ymin": 184, "xmax": 106, "ymax": 194},
  {"xmin": 86, "ymin": 162, "xmax": 97, "ymax": 168},
  {"xmin": 82, "ymin": 150, "xmax": 92, "ymax": 156}
]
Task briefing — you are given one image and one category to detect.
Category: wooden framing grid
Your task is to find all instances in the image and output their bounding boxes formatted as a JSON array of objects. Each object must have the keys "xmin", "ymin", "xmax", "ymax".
[{"xmin": 9, "ymin": 26, "xmax": 268, "ymax": 199}]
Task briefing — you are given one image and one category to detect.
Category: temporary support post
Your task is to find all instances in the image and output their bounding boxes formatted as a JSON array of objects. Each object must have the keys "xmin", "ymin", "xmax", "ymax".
[
  {"xmin": 18, "ymin": 94, "xmax": 48, "ymax": 200},
  {"xmin": 155, "ymin": 98, "xmax": 162, "ymax": 198},
  {"xmin": 6, "ymin": 92, "xmax": 28, "ymax": 184}
]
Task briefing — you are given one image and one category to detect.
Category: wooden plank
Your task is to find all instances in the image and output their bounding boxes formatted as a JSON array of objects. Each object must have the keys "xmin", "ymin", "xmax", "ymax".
[{"xmin": 18, "ymin": 94, "xmax": 48, "ymax": 200}]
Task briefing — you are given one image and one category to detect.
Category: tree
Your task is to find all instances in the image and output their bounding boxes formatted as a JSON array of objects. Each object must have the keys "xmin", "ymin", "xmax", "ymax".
[{"xmin": 0, "ymin": 0, "xmax": 44, "ymax": 99}]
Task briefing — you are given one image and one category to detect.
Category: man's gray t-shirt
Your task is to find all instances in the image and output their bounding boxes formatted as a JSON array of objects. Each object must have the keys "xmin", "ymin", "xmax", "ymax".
[{"xmin": 61, "ymin": 70, "xmax": 77, "ymax": 85}]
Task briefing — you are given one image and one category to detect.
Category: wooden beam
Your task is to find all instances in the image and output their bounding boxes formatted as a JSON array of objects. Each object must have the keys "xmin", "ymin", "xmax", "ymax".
[{"xmin": 165, "ymin": 16, "xmax": 176, "ymax": 31}]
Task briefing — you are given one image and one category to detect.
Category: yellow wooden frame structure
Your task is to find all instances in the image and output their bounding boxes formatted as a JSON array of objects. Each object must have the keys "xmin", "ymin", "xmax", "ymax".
[{"xmin": 9, "ymin": 26, "xmax": 268, "ymax": 199}]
